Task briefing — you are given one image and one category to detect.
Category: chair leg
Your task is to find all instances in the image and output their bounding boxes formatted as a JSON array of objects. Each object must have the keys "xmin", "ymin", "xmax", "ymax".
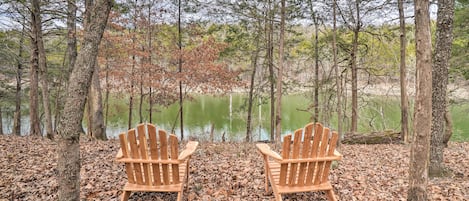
[
  {"xmin": 325, "ymin": 189, "xmax": 338, "ymax": 201},
  {"xmin": 121, "ymin": 191, "xmax": 131, "ymax": 201},
  {"xmin": 273, "ymin": 192, "xmax": 282, "ymax": 201},
  {"xmin": 177, "ymin": 192, "xmax": 183, "ymax": 201}
]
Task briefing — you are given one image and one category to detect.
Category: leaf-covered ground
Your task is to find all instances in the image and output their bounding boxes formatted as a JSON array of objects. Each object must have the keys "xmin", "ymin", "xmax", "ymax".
[{"xmin": 1, "ymin": 135, "xmax": 468, "ymax": 200}]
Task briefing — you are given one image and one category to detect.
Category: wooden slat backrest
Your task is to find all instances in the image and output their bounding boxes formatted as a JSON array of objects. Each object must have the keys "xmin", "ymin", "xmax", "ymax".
[
  {"xmin": 313, "ymin": 127, "xmax": 331, "ymax": 185},
  {"xmin": 278, "ymin": 123, "xmax": 339, "ymax": 187},
  {"xmin": 287, "ymin": 129, "xmax": 303, "ymax": 186},
  {"xmin": 159, "ymin": 130, "xmax": 170, "ymax": 185},
  {"xmin": 305, "ymin": 123, "xmax": 323, "ymax": 185},
  {"xmin": 127, "ymin": 129, "xmax": 144, "ymax": 184},
  {"xmin": 170, "ymin": 134, "xmax": 180, "ymax": 184},
  {"xmin": 118, "ymin": 124, "xmax": 182, "ymax": 187},
  {"xmin": 119, "ymin": 133, "xmax": 135, "ymax": 183},
  {"xmin": 147, "ymin": 124, "xmax": 161, "ymax": 186},
  {"xmin": 297, "ymin": 123, "xmax": 314, "ymax": 186},
  {"xmin": 321, "ymin": 131, "xmax": 339, "ymax": 183},
  {"xmin": 137, "ymin": 124, "xmax": 151, "ymax": 185},
  {"xmin": 279, "ymin": 134, "xmax": 292, "ymax": 185}
]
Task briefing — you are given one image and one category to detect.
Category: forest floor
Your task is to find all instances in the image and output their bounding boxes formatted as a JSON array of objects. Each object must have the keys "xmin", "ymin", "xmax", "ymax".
[{"xmin": 1, "ymin": 134, "xmax": 468, "ymax": 201}]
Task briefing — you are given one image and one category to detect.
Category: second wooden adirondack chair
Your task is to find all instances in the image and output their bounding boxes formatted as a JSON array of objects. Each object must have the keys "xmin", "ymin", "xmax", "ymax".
[
  {"xmin": 116, "ymin": 123, "xmax": 198, "ymax": 201},
  {"xmin": 256, "ymin": 122, "xmax": 342, "ymax": 201}
]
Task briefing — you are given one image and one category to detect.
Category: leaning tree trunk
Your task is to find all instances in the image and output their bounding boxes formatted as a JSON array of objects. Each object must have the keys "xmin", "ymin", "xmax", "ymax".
[
  {"xmin": 430, "ymin": 0, "xmax": 455, "ymax": 178},
  {"xmin": 89, "ymin": 63, "xmax": 106, "ymax": 140},
  {"xmin": 56, "ymin": 0, "xmax": 111, "ymax": 199},
  {"xmin": 31, "ymin": 0, "xmax": 53, "ymax": 139},
  {"xmin": 398, "ymin": 0, "xmax": 410, "ymax": 143},
  {"xmin": 408, "ymin": 0, "xmax": 432, "ymax": 200},
  {"xmin": 246, "ymin": 36, "xmax": 260, "ymax": 142}
]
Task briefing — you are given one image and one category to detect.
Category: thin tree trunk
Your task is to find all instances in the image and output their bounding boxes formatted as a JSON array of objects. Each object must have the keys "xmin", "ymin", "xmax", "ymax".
[
  {"xmin": 350, "ymin": 0, "xmax": 360, "ymax": 133},
  {"xmin": 430, "ymin": 0, "xmax": 455, "ymax": 178},
  {"xmin": 178, "ymin": 0, "xmax": 184, "ymax": 140},
  {"xmin": 0, "ymin": 108, "xmax": 3, "ymax": 135},
  {"xmin": 104, "ymin": 52, "xmax": 110, "ymax": 126},
  {"xmin": 90, "ymin": 63, "xmax": 106, "ymax": 140},
  {"xmin": 267, "ymin": 0, "xmax": 275, "ymax": 142},
  {"xmin": 333, "ymin": 0, "xmax": 343, "ymax": 147},
  {"xmin": 29, "ymin": 7, "xmax": 41, "ymax": 137},
  {"xmin": 57, "ymin": 0, "xmax": 111, "ymax": 199},
  {"xmin": 398, "ymin": 0, "xmax": 409, "ymax": 143},
  {"xmin": 246, "ymin": 37, "xmax": 260, "ymax": 142},
  {"xmin": 147, "ymin": 5, "xmax": 153, "ymax": 123},
  {"xmin": 31, "ymin": 0, "xmax": 53, "ymax": 139},
  {"xmin": 275, "ymin": 0, "xmax": 286, "ymax": 142},
  {"xmin": 13, "ymin": 23, "xmax": 25, "ymax": 136},
  {"xmin": 408, "ymin": 0, "xmax": 432, "ymax": 200}
]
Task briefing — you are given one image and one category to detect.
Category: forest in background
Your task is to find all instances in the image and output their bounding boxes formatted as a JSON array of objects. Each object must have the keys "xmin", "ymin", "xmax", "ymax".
[{"xmin": 0, "ymin": 0, "xmax": 468, "ymax": 141}]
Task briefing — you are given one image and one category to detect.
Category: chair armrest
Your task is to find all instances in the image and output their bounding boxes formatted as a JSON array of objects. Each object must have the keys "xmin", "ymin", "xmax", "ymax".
[
  {"xmin": 116, "ymin": 149, "xmax": 123, "ymax": 160},
  {"xmin": 256, "ymin": 143, "xmax": 282, "ymax": 161},
  {"xmin": 334, "ymin": 150, "xmax": 343, "ymax": 160},
  {"xmin": 178, "ymin": 141, "xmax": 199, "ymax": 161}
]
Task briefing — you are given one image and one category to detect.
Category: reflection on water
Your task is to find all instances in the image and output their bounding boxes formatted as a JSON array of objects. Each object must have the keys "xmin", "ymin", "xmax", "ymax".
[{"xmin": 4, "ymin": 94, "xmax": 468, "ymax": 141}]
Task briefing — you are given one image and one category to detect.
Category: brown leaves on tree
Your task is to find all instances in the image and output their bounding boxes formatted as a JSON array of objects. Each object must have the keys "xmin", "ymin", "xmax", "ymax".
[{"xmin": 1, "ymin": 135, "xmax": 468, "ymax": 200}]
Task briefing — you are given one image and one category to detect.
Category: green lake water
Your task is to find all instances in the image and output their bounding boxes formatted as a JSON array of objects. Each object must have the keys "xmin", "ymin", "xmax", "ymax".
[{"xmin": 105, "ymin": 94, "xmax": 469, "ymax": 142}]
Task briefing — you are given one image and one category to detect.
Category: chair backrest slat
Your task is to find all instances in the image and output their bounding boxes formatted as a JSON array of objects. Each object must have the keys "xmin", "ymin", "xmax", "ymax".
[
  {"xmin": 128, "ymin": 129, "xmax": 144, "ymax": 184},
  {"xmin": 159, "ymin": 130, "xmax": 170, "ymax": 185},
  {"xmin": 313, "ymin": 127, "xmax": 331, "ymax": 185},
  {"xmin": 137, "ymin": 124, "xmax": 151, "ymax": 185},
  {"xmin": 321, "ymin": 131, "xmax": 339, "ymax": 183},
  {"xmin": 279, "ymin": 134, "xmax": 292, "ymax": 185},
  {"xmin": 305, "ymin": 123, "xmax": 323, "ymax": 185},
  {"xmin": 297, "ymin": 123, "xmax": 314, "ymax": 186},
  {"xmin": 287, "ymin": 129, "xmax": 302, "ymax": 186},
  {"xmin": 147, "ymin": 124, "xmax": 161, "ymax": 186},
  {"xmin": 119, "ymin": 133, "xmax": 135, "ymax": 183},
  {"xmin": 170, "ymin": 134, "xmax": 180, "ymax": 184}
]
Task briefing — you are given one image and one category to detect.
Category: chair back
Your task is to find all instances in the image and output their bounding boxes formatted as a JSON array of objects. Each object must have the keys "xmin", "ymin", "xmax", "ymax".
[
  {"xmin": 118, "ymin": 123, "xmax": 181, "ymax": 186},
  {"xmin": 278, "ymin": 123, "xmax": 339, "ymax": 187}
]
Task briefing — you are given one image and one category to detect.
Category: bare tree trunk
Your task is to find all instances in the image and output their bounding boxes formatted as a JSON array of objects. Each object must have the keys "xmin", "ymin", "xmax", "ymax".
[
  {"xmin": 55, "ymin": 0, "xmax": 78, "ymax": 133},
  {"xmin": 443, "ymin": 108, "xmax": 452, "ymax": 146},
  {"xmin": 430, "ymin": 0, "xmax": 455, "ymax": 178},
  {"xmin": 56, "ymin": 0, "xmax": 111, "ymax": 199},
  {"xmin": 350, "ymin": 0, "xmax": 360, "ymax": 133},
  {"xmin": 90, "ymin": 63, "xmax": 106, "ymax": 140},
  {"xmin": 267, "ymin": 0, "xmax": 275, "ymax": 142},
  {"xmin": 333, "ymin": 0, "xmax": 343, "ymax": 147},
  {"xmin": 29, "ymin": 9, "xmax": 41, "ymax": 137},
  {"xmin": 139, "ymin": 73, "xmax": 144, "ymax": 123},
  {"xmin": 104, "ymin": 52, "xmax": 110, "ymax": 126},
  {"xmin": 246, "ymin": 35, "xmax": 261, "ymax": 142},
  {"xmin": 13, "ymin": 23, "xmax": 25, "ymax": 136},
  {"xmin": 398, "ymin": 0, "xmax": 409, "ymax": 143},
  {"xmin": 0, "ymin": 108, "xmax": 3, "ymax": 135},
  {"xmin": 275, "ymin": 0, "xmax": 286, "ymax": 142},
  {"xmin": 408, "ymin": 0, "xmax": 432, "ymax": 200},
  {"xmin": 146, "ymin": 3, "xmax": 153, "ymax": 124},
  {"xmin": 31, "ymin": 0, "xmax": 53, "ymax": 139},
  {"xmin": 178, "ymin": 0, "xmax": 184, "ymax": 140}
]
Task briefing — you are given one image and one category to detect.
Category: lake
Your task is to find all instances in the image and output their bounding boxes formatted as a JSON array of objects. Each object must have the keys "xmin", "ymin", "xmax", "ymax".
[{"xmin": 3, "ymin": 94, "xmax": 469, "ymax": 141}]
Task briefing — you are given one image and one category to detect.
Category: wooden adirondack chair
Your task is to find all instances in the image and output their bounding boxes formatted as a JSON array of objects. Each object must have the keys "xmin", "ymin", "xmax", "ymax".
[
  {"xmin": 115, "ymin": 123, "xmax": 198, "ymax": 201},
  {"xmin": 256, "ymin": 122, "xmax": 342, "ymax": 201}
]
